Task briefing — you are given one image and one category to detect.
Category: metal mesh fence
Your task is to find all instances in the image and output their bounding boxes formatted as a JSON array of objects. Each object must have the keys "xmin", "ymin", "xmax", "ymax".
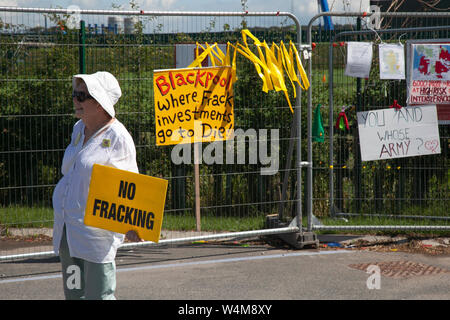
[
  {"xmin": 0, "ymin": 8, "xmax": 304, "ymax": 259},
  {"xmin": 1, "ymin": 8, "xmax": 449, "ymax": 261},
  {"xmin": 305, "ymin": 12, "xmax": 450, "ymax": 231}
]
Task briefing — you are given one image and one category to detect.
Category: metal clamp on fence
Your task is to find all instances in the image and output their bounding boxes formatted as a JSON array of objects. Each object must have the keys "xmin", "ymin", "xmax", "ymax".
[
  {"xmin": 299, "ymin": 161, "xmax": 312, "ymax": 168},
  {"xmin": 299, "ymin": 45, "xmax": 312, "ymax": 60}
]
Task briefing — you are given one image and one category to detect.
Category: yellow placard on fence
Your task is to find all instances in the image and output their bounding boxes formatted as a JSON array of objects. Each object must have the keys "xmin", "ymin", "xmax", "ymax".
[
  {"xmin": 84, "ymin": 164, "xmax": 168, "ymax": 242},
  {"xmin": 154, "ymin": 66, "xmax": 234, "ymax": 146}
]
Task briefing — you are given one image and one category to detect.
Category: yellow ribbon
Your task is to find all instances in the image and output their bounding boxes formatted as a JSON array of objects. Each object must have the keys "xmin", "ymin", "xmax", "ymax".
[
  {"xmin": 187, "ymin": 29, "xmax": 310, "ymax": 113},
  {"xmin": 188, "ymin": 42, "xmax": 217, "ymax": 68}
]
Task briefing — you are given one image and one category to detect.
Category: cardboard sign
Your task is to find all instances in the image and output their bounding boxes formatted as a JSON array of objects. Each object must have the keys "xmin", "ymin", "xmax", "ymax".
[
  {"xmin": 84, "ymin": 164, "xmax": 168, "ymax": 242},
  {"xmin": 357, "ymin": 105, "xmax": 441, "ymax": 161},
  {"xmin": 153, "ymin": 66, "xmax": 234, "ymax": 146}
]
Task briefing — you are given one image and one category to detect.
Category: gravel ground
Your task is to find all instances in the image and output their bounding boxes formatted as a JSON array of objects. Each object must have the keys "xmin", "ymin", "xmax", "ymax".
[{"xmin": 1, "ymin": 228, "xmax": 449, "ymax": 257}]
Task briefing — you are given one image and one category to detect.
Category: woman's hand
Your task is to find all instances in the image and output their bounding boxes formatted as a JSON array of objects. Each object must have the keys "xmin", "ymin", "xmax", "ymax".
[{"xmin": 125, "ymin": 230, "xmax": 144, "ymax": 242}]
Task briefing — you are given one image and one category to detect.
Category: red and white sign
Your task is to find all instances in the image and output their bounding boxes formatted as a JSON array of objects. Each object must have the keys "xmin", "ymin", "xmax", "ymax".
[{"xmin": 407, "ymin": 40, "xmax": 450, "ymax": 124}]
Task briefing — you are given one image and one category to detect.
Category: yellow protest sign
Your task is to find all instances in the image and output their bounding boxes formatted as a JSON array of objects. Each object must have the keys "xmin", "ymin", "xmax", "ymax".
[
  {"xmin": 153, "ymin": 66, "xmax": 234, "ymax": 146},
  {"xmin": 84, "ymin": 164, "xmax": 168, "ymax": 243}
]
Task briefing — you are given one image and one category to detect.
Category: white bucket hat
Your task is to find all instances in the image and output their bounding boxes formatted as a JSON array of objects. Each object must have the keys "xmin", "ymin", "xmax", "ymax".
[{"xmin": 73, "ymin": 71, "xmax": 122, "ymax": 118}]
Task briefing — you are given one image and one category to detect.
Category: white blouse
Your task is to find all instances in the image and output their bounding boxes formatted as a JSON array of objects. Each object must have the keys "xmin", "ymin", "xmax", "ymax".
[{"xmin": 52, "ymin": 119, "xmax": 139, "ymax": 263}]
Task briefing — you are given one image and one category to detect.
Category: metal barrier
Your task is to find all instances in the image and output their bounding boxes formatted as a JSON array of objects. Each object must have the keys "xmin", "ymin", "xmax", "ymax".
[
  {"xmin": 2, "ymin": 8, "xmax": 449, "ymax": 262},
  {"xmin": 305, "ymin": 12, "xmax": 450, "ymax": 232},
  {"xmin": 0, "ymin": 7, "xmax": 315, "ymax": 261}
]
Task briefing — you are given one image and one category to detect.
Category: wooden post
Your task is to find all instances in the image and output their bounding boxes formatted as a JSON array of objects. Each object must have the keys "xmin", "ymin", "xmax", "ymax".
[
  {"xmin": 194, "ymin": 142, "xmax": 201, "ymax": 231},
  {"xmin": 192, "ymin": 47, "xmax": 205, "ymax": 232}
]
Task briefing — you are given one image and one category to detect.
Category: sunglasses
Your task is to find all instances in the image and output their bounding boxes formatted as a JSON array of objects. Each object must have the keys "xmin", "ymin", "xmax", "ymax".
[{"xmin": 72, "ymin": 90, "xmax": 94, "ymax": 102}]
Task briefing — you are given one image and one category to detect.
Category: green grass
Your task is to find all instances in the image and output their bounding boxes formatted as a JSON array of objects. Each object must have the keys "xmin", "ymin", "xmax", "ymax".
[
  {"xmin": 0, "ymin": 206, "xmax": 54, "ymax": 229},
  {"xmin": 0, "ymin": 206, "xmax": 265, "ymax": 232},
  {"xmin": 1, "ymin": 206, "xmax": 448, "ymax": 237},
  {"xmin": 162, "ymin": 212, "xmax": 266, "ymax": 232}
]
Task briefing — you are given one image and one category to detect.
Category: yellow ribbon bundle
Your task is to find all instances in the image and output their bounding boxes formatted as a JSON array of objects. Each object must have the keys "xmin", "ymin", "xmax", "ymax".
[{"xmin": 188, "ymin": 29, "xmax": 310, "ymax": 113}]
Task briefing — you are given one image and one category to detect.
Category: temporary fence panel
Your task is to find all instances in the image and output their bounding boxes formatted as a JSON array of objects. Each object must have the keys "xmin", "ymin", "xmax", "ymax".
[
  {"xmin": 0, "ymin": 8, "xmax": 308, "ymax": 261},
  {"xmin": 305, "ymin": 12, "xmax": 450, "ymax": 231}
]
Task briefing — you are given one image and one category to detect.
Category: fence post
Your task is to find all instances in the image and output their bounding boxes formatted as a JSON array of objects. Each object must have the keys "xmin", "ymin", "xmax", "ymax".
[
  {"xmin": 295, "ymin": 21, "xmax": 304, "ymax": 236},
  {"xmin": 328, "ymin": 35, "xmax": 335, "ymax": 217},
  {"xmin": 354, "ymin": 17, "xmax": 362, "ymax": 214},
  {"xmin": 79, "ymin": 20, "xmax": 86, "ymax": 73}
]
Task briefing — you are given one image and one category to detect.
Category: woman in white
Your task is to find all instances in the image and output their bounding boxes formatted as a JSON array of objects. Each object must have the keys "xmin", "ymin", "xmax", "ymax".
[{"xmin": 53, "ymin": 71, "xmax": 142, "ymax": 300}]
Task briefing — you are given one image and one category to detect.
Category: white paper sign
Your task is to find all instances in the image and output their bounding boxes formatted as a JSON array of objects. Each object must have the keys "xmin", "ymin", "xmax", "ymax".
[
  {"xmin": 357, "ymin": 105, "xmax": 441, "ymax": 161},
  {"xmin": 379, "ymin": 43, "xmax": 405, "ymax": 80},
  {"xmin": 345, "ymin": 42, "xmax": 373, "ymax": 78}
]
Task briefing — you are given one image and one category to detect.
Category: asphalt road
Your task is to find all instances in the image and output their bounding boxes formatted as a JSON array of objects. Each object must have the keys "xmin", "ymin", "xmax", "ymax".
[{"xmin": 0, "ymin": 240, "xmax": 449, "ymax": 302}]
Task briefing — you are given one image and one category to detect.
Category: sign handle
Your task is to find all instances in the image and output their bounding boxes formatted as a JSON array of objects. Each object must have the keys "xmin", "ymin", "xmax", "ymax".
[{"xmin": 194, "ymin": 142, "xmax": 201, "ymax": 231}]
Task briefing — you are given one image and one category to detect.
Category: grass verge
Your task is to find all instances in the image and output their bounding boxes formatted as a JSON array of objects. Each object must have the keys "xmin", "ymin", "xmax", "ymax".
[
  {"xmin": 1, "ymin": 206, "xmax": 448, "ymax": 236},
  {"xmin": 0, "ymin": 206, "xmax": 266, "ymax": 233}
]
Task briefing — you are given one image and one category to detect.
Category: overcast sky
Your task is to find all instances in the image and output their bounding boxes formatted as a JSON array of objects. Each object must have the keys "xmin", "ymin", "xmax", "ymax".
[{"xmin": 0, "ymin": 0, "xmax": 370, "ymax": 21}]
